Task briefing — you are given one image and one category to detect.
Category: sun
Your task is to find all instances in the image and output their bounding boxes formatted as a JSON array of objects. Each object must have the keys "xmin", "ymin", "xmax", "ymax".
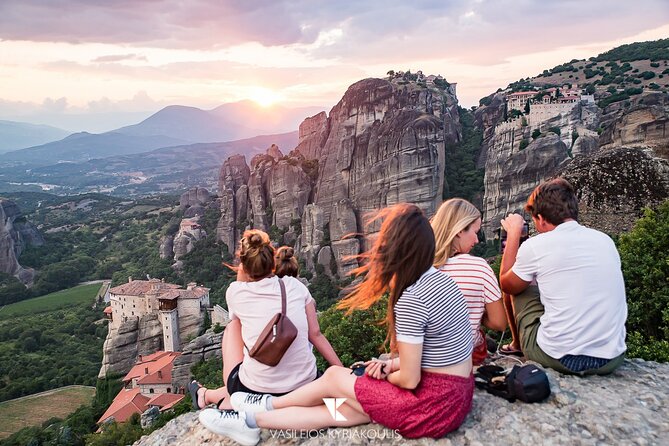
[{"xmin": 248, "ymin": 87, "xmax": 281, "ymax": 108}]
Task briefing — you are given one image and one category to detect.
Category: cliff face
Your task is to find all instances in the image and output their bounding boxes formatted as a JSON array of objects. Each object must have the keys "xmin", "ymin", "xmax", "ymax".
[
  {"xmin": 0, "ymin": 199, "xmax": 44, "ymax": 284},
  {"xmin": 216, "ymin": 76, "xmax": 461, "ymax": 275},
  {"xmin": 480, "ymin": 92, "xmax": 669, "ymax": 236}
]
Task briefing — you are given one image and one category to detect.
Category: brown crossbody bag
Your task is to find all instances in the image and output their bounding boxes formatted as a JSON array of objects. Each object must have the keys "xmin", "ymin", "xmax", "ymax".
[{"xmin": 248, "ymin": 277, "xmax": 298, "ymax": 366}]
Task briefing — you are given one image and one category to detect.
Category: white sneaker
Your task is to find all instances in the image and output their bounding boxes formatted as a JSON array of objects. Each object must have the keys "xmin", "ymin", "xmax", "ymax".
[
  {"xmin": 230, "ymin": 392, "xmax": 271, "ymax": 413},
  {"xmin": 198, "ymin": 408, "xmax": 260, "ymax": 446}
]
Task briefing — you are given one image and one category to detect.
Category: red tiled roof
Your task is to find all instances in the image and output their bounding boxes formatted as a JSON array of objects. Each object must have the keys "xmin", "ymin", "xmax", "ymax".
[
  {"xmin": 109, "ymin": 279, "xmax": 181, "ymax": 296},
  {"xmin": 103, "ymin": 306, "xmax": 112, "ymax": 314},
  {"xmin": 97, "ymin": 388, "xmax": 150, "ymax": 424},
  {"xmin": 147, "ymin": 393, "xmax": 185, "ymax": 411},
  {"xmin": 137, "ymin": 367, "xmax": 172, "ymax": 385},
  {"xmin": 123, "ymin": 351, "xmax": 180, "ymax": 383},
  {"xmin": 157, "ymin": 287, "xmax": 209, "ymax": 301},
  {"xmin": 507, "ymin": 91, "xmax": 536, "ymax": 97}
]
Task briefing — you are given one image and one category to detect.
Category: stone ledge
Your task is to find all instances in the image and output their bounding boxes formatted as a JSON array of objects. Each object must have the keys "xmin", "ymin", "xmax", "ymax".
[{"xmin": 134, "ymin": 359, "xmax": 668, "ymax": 446}]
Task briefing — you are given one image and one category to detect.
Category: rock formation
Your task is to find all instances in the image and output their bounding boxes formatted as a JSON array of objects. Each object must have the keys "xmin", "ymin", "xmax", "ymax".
[
  {"xmin": 171, "ymin": 330, "xmax": 223, "ymax": 392},
  {"xmin": 479, "ymin": 91, "xmax": 669, "ymax": 236},
  {"xmin": 133, "ymin": 358, "xmax": 669, "ymax": 446},
  {"xmin": 559, "ymin": 147, "xmax": 669, "ymax": 233},
  {"xmin": 216, "ymin": 76, "xmax": 461, "ymax": 277},
  {"xmin": 0, "ymin": 198, "xmax": 44, "ymax": 284},
  {"xmin": 99, "ymin": 314, "xmax": 163, "ymax": 378}
]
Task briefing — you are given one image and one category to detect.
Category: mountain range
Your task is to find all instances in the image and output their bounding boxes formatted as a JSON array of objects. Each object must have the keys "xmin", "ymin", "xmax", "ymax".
[
  {"xmin": 0, "ymin": 121, "xmax": 70, "ymax": 153},
  {"xmin": 0, "ymin": 101, "xmax": 323, "ymax": 166}
]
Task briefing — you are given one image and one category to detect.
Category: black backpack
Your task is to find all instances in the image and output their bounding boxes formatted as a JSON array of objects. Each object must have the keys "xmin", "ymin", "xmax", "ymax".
[{"xmin": 475, "ymin": 364, "xmax": 551, "ymax": 403}]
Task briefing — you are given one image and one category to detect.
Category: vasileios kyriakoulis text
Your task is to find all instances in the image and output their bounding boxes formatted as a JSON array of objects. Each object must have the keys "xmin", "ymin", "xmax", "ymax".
[{"xmin": 269, "ymin": 428, "xmax": 402, "ymax": 440}]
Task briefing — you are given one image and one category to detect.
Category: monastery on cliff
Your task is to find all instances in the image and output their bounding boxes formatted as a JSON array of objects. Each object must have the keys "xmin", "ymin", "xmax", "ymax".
[{"xmin": 104, "ymin": 278, "xmax": 210, "ymax": 352}]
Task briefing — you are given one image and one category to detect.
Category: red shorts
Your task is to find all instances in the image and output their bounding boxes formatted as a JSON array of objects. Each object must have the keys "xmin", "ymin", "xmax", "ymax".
[
  {"xmin": 354, "ymin": 370, "xmax": 474, "ymax": 439},
  {"xmin": 472, "ymin": 329, "xmax": 488, "ymax": 366}
]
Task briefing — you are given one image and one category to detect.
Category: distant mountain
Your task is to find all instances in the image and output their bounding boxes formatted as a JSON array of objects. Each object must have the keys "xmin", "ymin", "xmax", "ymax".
[
  {"xmin": 0, "ymin": 131, "xmax": 299, "ymax": 196},
  {"xmin": 0, "ymin": 101, "xmax": 323, "ymax": 167},
  {"xmin": 0, "ymin": 120, "xmax": 70, "ymax": 153},
  {"xmin": 0, "ymin": 132, "xmax": 188, "ymax": 166},
  {"xmin": 115, "ymin": 101, "xmax": 323, "ymax": 143}
]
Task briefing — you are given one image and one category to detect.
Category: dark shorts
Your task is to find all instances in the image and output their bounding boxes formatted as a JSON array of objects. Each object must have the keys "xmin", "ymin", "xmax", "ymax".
[
  {"xmin": 354, "ymin": 371, "xmax": 474, "ymax": 439},
  {"xmin": 226, "ymin": 363, "xmax": 323, "ymax": 397},
  {"xmin": 514, "ymin": 286, "xmax": 624, "ymax": 376}
]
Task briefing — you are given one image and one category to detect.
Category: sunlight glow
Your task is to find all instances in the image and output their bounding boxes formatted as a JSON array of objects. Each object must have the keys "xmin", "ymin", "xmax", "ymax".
[{"xmin": 248, "ymin": 87, "xmax": 282, "ymax": 107}]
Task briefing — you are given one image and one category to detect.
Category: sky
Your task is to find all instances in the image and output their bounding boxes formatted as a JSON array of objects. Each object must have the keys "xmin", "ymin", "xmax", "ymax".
[{"xmin": 0, "ymin": 0, "xmax": 668, "ymax": 132}]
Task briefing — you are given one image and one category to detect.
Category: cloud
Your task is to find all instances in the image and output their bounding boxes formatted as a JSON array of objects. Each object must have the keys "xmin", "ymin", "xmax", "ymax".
[{"xmin": 92, "ymin": 54, "xmax": 148, "ymax": 63}]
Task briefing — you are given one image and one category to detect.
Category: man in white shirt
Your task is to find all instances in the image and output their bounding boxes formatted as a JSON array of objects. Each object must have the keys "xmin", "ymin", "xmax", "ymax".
[{"xmin": 499, "ymin": 178, "xmax": 627, "ymax": 375}]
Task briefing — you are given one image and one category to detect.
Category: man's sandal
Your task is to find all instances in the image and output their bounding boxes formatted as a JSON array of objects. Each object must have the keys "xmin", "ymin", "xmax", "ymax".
[{"xmin": 499, "ymin": 344, "xmax": 524, "ymax": 357}]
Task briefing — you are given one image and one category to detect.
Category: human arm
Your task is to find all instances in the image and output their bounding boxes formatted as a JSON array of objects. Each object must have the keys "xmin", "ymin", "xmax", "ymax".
[
  {"xmin": 386, "ymin": 342, "xmax": 422, "ymax": 389},
  {"xmin": 482, "ymin": 299, "xmax": 507, "ymax": 332},
  {"xmin": 499, "ymin": 214, "xmax": 532, "ymax": 295},
  {"xmin": 365, "ymin": 343, "xmax": 421, "ymax": 390},
  {"xmin": 306, "ymin": 301, "xmax": 343, "ymax": 367}
]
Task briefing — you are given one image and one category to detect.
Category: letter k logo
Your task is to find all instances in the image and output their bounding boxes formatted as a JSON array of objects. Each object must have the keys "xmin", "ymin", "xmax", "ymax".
[{"xmin": 323, "ymin": 398, "xmax": 347, "ymax": 421}]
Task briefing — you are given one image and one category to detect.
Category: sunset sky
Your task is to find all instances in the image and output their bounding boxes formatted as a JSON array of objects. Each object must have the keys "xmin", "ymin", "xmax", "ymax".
[{"xmin": 1, "ymin": 0, "xmax": 668, "ymax": 132}]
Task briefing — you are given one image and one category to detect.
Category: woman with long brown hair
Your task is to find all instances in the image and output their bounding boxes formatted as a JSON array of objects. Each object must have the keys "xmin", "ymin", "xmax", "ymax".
[{"xmin": 198, "ymin": 204, "xmax": 474, "ymax": 445}]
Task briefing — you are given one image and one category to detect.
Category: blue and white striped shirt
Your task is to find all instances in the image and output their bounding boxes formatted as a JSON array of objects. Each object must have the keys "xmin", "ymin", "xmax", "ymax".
[{"xmin": 394, "ymin": 267, "xmax": 473, "ymax": 367}]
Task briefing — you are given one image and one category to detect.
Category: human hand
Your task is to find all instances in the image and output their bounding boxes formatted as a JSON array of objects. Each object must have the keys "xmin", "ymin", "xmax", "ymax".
[
  {"xmin": 236, "ymin": 264, "xmax": 250, "ymax": 282},
  {"xmin": 364, "ymin": 358, "xmax": 391, "ymax": 380},
  {"xmin": 501, "ymin": 213, "xmax": 526, "ymax": 237}
]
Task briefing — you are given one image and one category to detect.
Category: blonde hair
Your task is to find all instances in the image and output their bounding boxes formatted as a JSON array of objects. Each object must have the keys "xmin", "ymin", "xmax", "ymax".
[
  {"xmin": 430, "ymin": 198, "xmax": 481, "ymax": 267},
  {"xmin": 238, "ymin": 229, "xmax": 275, "ymax": 280}
]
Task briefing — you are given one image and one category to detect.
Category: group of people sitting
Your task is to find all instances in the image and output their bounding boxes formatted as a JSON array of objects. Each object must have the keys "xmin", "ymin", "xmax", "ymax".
[{"xmin": 188, "ymin": 178, "xmax": 628, "ymax": 445}]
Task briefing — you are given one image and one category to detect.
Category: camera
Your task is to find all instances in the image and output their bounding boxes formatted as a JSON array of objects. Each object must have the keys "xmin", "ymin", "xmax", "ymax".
[{"xmin": 495, "ymin": 220, "xmax": 530, "ymax": 253}]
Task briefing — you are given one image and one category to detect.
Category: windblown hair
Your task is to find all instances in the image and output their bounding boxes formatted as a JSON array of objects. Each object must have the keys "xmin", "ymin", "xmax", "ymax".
[
  {"xmin": 337, "ymin": 203, "xmax": 435, "ymax": 352},
  {"xmin": 525, "ymin": 178, "xmax": 579, "ymax": 225},
  {"xmin": 274, "ymin": 246, "xmax": 299, "ymax": 278},
  {"xmin": 238, "ymin": 229, "xmax": 275, "ymax": 280},
  {"xmin": 430, "ymin": 198, "xmax": 481, "ymax": 267}
]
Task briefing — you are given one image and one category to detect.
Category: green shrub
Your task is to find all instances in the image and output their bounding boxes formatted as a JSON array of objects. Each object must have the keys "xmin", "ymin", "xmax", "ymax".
[
  {"xmin": 531, "ymin": 129, "xmax": 542, "ymax": 140},
  {"xmin": 315, "ymin": 297, "xmax": 388, "ymax": 370},
  {"xmin": 617, "ymin": 201, "xmax": 669, "ymax": 362},
  {"xmin": 519, "ymin": 139, "xmax": 529, "ymax": 151}
]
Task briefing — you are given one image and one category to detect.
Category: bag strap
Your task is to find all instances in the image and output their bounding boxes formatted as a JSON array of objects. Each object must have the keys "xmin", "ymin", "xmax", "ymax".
[{"xmin": 278, "ymin": 276, "xmax": 287, "ymax": 316}]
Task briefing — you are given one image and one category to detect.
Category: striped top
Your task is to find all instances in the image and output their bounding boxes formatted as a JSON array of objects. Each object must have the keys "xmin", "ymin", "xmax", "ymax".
[
  {"xmin": 394, "ymin": 267, "xmax": 473, "ymax": 368},
  {"xmin": 438, "ymin": 254, "xmax": 502, "ymax": 347}
]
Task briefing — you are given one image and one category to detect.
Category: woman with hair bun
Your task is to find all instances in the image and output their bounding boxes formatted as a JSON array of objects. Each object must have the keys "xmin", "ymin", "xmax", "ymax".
[
  {"xmin": 190, "ymin": 230, "xmax": 341, "ymax": 411},
  {"xmin": 274, "ymin": 246, "xmax": 299, "ymax": 278}
]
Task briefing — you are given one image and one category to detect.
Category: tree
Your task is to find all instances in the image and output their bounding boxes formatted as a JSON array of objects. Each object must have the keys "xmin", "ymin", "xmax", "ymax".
[
  {"xmin": 531, "ymin": 129, "xmax": 542, "ymax": 140},
  {"xmin": 617, "ymin": 201, "xmax": 669, "ymax": 361}
]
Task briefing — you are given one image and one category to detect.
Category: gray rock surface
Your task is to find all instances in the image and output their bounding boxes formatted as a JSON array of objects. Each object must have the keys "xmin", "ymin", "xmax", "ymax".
[
  {"xmin": 159, "ymin": 235, "xmax": 174, "ymax": 260},
  {"xmin": 171, "ymin": 330, "xmax": 223, "ymax": 391},
  {"xmin": 133, "ymin": 359, "xmax": 669, "ymax": 446},
  {"xmin": 0, "ymin": 199, "xmax": 43, "ymax": 284},
  {"xmin": 559, "ymin": 147, "xmax": 669, "ymax": 234},
  {"xmin": 179, "ymin": 187, "xmax": 213, "ymax": 210},
  {"xmin": 98, "ymin": 313, "xmax": 164, "ymax": 378}
]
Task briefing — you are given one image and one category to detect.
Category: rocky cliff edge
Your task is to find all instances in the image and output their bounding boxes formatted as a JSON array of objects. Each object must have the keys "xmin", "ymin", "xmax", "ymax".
[{"xmin": 133, "ymin": 358, "xmax": 668, "ymax": 446}]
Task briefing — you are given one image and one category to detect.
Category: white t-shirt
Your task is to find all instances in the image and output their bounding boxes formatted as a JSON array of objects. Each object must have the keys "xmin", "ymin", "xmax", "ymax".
[
  {"xmin": 226, "ymin": 276, "xmax": 317, "ymax": 393},
  {"xmin": 512, "ymin": 221, "xmax": 627, "ymax": 359},
  {"xmin": 439, "ymin": 254, "xmax": 502, "ymax": 348}
]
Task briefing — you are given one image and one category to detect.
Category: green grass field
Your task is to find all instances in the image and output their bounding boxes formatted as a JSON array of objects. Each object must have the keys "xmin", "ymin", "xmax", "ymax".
[
  {"xmin": 0, "ymin": 283, "xmax": 102, "ymax": 320},
  {"xmin": 0, "ymin": 385, "xmax": 96, "ymax": 439}
]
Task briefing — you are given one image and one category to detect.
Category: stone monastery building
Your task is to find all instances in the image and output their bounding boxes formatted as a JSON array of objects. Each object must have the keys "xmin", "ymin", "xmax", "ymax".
[{"xmin": 106, "ymin": 278, "xmax": 210, "ymax": 352}]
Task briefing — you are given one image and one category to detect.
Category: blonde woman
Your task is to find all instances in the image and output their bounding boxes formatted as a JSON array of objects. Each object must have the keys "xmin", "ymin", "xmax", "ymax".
[{"xmin": 431, "ymin": 198, "xmax": 507, "ymax": 364}]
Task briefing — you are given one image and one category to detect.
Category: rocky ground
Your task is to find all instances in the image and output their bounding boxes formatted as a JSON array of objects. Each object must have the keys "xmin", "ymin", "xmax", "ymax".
[{"xmin": 133, "ymin": 358, "xmax": 668, "ymax": 446}]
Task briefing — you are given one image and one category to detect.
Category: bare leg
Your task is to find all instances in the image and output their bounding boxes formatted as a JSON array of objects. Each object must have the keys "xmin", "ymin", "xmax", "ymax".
[
  {"xmin": 271, "ymin": 366, "xmax": 366, "ymax": 414},
  {"xmin": 502, "ymin": 292, "xmax": 520, "ymax": 349},
  {"xmin": 197, "ymin": 319, "xmax": 244, "ymax": 410},
  {"xmin": 256, "ymin": 402, "xmax": 370, "ymax": 430}
]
